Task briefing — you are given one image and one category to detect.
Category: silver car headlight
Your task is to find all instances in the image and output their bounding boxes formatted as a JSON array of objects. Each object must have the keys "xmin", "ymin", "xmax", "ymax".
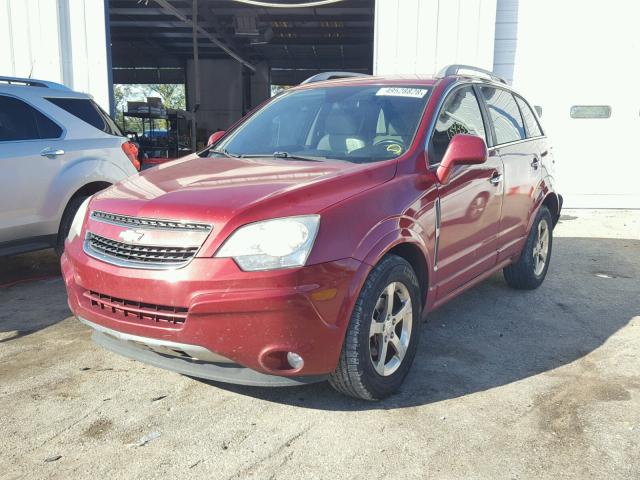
[
  {"xmin": 215, "ymin": 215, "xmax": 320, "ymax": 271},
  {"xmin": 67, "ymin": 197, "xmax": 91, "ymax": 242}
]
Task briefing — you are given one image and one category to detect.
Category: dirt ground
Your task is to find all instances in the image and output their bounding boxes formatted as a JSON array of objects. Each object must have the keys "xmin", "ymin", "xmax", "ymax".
[{"xmin": 1, "ymin": 209, "xmax": 639, "ymax": 480}]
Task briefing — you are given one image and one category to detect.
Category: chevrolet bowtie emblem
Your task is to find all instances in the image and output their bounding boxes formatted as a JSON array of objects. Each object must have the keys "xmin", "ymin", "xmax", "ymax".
[{"xmin": 118, "ymin": 229, "xmax": 145, "ymax": 243}]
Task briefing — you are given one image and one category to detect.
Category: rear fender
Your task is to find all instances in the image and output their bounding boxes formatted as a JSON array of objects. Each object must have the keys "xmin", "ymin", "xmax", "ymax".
[{"xmin": 526, "ymin": 177, "xmax": 559, "ymax": 234}]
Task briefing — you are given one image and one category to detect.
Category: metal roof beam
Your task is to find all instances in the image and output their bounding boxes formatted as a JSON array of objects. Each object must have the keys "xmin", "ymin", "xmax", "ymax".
[{"xmin": 153, "ymin": 0, "xmax": 255, "ymax": 71}]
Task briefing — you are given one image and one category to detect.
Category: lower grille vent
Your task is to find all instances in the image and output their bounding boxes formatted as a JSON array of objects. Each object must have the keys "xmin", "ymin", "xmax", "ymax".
[{"xmin": 84, "ymin": 290, "xmax": 188, "ymax": 324}]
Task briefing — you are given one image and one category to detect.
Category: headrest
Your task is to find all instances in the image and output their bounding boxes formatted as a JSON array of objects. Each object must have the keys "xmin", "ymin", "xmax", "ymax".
[{"xmin": 325, "ymin": 109, "xmax": 359, "ymax": 135}]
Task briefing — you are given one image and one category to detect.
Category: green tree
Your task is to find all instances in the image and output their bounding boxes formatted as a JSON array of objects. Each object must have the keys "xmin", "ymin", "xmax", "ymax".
[
  {"xmin": 145, "ymin": 84, "xmax": 186, "ymax": 110},
  {"xmin": 113, "ymin": 83, "xmax": 186, "ymax": 134}
]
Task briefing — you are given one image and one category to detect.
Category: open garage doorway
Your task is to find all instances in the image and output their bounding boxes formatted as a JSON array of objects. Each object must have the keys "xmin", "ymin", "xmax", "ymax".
[{"xmin": 107, "ymin": 0, "xmax": 375, "ymax": 154}]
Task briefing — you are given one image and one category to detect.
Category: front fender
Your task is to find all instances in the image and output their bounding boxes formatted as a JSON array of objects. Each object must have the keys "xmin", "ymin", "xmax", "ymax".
[{"xmin": 356, "ymin": 217, "xmax": 432, "ymax": 271}]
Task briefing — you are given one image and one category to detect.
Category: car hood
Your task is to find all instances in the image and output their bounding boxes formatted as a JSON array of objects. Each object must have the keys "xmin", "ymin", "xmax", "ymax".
[{"xmin": 90, "ymin": 154, "xmax": 396, "ymax": 227}]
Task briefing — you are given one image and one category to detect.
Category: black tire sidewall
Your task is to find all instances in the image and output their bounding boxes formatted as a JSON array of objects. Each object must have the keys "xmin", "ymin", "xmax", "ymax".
[{"xmin": 55, "ymin": 196, "xmax": 87, "ymax": 257}]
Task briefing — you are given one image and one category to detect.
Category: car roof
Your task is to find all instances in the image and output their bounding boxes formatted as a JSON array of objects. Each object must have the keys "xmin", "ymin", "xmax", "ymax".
[
  {"xmin": 293, "ymin": 74, "xmax": 438, "ymax": 90},
  {"xmin": 0, "ymin": 77, "xmax": 91, "ymax": 99}
]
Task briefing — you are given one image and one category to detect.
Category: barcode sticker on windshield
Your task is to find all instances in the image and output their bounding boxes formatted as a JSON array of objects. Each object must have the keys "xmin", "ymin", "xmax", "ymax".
[{"xmin": 376, "ymin": 87, "xmax": 428, "ymax": 98}]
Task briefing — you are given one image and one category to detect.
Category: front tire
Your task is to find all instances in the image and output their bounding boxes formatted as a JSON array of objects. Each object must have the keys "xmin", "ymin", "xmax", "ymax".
[
  {"xmin": 329, "ymin": 255, "xmax": 421, "ymax": 400},
  {"xmin": 503, "ymin": 206, "xmax": 553, "ymax": 290}
]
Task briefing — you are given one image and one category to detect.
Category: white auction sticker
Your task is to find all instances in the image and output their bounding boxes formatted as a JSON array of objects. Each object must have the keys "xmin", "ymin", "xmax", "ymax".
[{"xmin": 376, "ymin": 87, "xmax": 428, "ymax": 99}]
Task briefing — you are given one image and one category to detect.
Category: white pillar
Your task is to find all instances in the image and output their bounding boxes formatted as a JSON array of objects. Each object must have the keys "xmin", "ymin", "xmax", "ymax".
[
  {"xmin": 0, "ymin": 0, "xmax": 111, "ymax": 111},
  {"xmin": 374, "ymin": 0, "xmax": 497, "ymax": 76}
]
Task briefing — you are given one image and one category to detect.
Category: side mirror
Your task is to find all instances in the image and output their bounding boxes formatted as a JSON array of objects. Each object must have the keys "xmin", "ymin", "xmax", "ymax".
[
  {"xmin": 207, "ymin": 130, "xmax": 226, "ymax": 147},
  {"xmin": 436, "ymin": 134, "xmax": 487, "ymax": 185}
]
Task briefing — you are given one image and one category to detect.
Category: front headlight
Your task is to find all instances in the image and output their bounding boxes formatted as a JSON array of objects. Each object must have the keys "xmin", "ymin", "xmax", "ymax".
[
  {"xmin": 67, "ymin": 197, "xmax": 91, "ymax": 242},
  {"xmin": 215, "ymin": 215, "xmax": 320, "ymax": 271}
]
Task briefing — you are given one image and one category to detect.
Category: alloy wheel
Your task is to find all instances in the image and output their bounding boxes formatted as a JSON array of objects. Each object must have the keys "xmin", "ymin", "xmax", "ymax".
[
  {"xmin": 369, "ymin": 281, "xmax": 413, "ymax": 376},
  {"xmin": 532, "ymin": 218, "xmax": 550, "ymax": 276}
]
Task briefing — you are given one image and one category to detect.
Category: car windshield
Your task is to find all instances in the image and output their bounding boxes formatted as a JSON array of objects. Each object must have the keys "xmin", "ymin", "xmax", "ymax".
[{"xmin": 213, "ymin": 85, "xmax": 432, "ymax": 163}]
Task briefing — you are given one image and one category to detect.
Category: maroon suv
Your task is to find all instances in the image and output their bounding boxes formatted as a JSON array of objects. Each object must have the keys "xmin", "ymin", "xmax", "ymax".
[{"xmin": 62, "ymin": 65, "xmax": 562, "ymax": 400}]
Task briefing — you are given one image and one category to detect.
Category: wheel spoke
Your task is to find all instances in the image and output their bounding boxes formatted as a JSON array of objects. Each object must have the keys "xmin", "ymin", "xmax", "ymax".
[
  {"xmin": 390, "ymin": 335, "xmax": 406, "ymax": 361},
  {"xmin": 394, "ymin": 300, "xmax": 412, "ymax": 324},
  {"xmin": 370, "ymin": 320, "xmax": 384, "ymax": 335},
  {"xmin": 383, "ymin": 283, "xmax": 395, "ymax": 319},
  {"xmin": 375, "ymin": 338, "xmax": 389, "ymax": 375},
  {"xmin": 539, "ymin": 249, "xmax": 547, "ymax": 263}
]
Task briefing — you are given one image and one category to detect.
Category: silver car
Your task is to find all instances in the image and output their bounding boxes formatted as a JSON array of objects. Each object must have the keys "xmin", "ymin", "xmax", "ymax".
[{"xmin": 0, "ymin": 76, "xmax": 138, "ymax": 256}]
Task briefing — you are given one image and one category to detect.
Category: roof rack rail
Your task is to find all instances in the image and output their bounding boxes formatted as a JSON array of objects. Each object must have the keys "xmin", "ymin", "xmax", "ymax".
[
  {"xmin": 301, "ymin": 71, "xmax": 370, "ymax": 85},
  {"xmin": 437, "ymin": 65, "xmax": 507, "ymax": 84},
  {"xmin": 0, "ymin": 76, "xmax": 71, "ymax": 90}
]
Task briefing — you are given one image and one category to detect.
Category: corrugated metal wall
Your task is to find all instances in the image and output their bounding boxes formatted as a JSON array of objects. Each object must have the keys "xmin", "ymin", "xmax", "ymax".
[
  {"xmin": 373, "ymin": 0, "xmax": 497, "ymax": 75},
  {"xmin": 492, "ymin": 0, "xmax": 517, "ymax": 83},
  {"xmin": 0, "ymin": 0, "xmax": 110, "ymax": 110}
]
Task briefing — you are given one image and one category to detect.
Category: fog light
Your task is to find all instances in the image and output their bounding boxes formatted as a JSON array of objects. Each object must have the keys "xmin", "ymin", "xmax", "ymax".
[{"xmin": 287, "ymin": 352, "xmax": 304, "ymax": 370}]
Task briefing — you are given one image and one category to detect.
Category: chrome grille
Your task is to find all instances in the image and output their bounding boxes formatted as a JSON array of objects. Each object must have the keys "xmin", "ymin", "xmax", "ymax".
[
  {"xmin": 85, "ymin": 233, "xmax": 198, "ymax": 268},
  {"xmin": 84, "ymin": 290, "xmax": 187, "ymax": 324},
  {"xmin": 91, "ymin": 210, "xmax": 211, "ymax": 232}
]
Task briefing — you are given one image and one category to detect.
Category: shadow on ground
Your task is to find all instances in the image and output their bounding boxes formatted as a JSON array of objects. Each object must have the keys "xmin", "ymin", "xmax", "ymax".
[
  {"xmin": 0, "ymin": 249, "xmax": 66, "ymax": 342},
  {"xmin": 199, "ymin": 236, "xmax": 640, "ymax": 410},
  {"xmin": 1, "ymin": 237, "xmax": 638, "ymax": 410}
]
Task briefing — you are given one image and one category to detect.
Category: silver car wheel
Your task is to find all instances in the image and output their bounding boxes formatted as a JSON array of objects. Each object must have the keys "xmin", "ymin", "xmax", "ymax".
[
  {"xmin": 532, "ymin": 218, "xmax": 550, "ymax": 276},
  {"xmin": 369, "ymin": 281, "xmax": 413, "ymax": 377}
]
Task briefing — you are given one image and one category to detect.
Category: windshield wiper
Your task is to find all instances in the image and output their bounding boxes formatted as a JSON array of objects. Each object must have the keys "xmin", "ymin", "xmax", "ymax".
[
  {"xmin": 209, "ymin": 148, "xmax": 242, "ymax": 158},
  {"xmin": 271, "ymin": 152, "xmax": 325, "ymax": 162}
]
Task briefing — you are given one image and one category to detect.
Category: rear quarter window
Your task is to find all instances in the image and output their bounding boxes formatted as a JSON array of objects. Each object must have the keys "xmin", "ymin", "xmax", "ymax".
[
  {"xmin": 515, "ymin": 96, "xmax": 543, "ymax": 137},
  {"xmin": 480, "ymin": 87, "xmax": 526, "ymax": 145},
  {"xmin": 46, "ymin": 97, "xmax": 122, "ymax": 136},
  {"xmin": 0, "ymin": 95, "xmax": 62, "ymax": 141}
]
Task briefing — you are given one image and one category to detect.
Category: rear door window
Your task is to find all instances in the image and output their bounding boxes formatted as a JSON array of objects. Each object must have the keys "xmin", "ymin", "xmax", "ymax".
[
  {"xmin": 480, "ymin": 87, "xmax": 525, "ymax": 145},
  {"xmin": 46, "ymin": 97, "xmax": 122, "ymax": 136},
  {"xmin": 515, "ymin": 96, "xmax": 543, "ymax": 137},
  {"xmin": 430, "ymin": 86, "xmax": 487, "ymax": 165},
  {"xmin": 0, "ymin": 95, "xmax": 62, "ymax": 141}
]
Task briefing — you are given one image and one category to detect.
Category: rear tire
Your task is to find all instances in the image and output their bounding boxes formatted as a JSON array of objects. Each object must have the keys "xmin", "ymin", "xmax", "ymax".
[
  {"xmin": 55, "ymin": 195, "xmax": 87, "ymax": 257},
  {"xmin": 503, "ymin": 206, "xmax": 553, "ymax": 290},
  {"xmin": 329, "ymin": 254, "xmax": 421, "ymax": 400}
]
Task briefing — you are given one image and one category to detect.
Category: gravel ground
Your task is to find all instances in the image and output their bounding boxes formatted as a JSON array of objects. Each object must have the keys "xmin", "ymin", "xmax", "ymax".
[{"xmin": 1, "ymin": 209, "xmax": 639, "ymax": 480}]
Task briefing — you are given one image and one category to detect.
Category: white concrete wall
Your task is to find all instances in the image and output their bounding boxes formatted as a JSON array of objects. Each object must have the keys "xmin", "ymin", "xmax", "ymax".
[
  {"xmin": 374, "ymin": 0, "xmax": 497, "ymax": 75},
  {"xmin": 496, "ymin": 0, "xmax": 640, "ymax": 208},
  {"xmin": 0, "ymin": 0, "xmax": 111, "ymax": 111}
]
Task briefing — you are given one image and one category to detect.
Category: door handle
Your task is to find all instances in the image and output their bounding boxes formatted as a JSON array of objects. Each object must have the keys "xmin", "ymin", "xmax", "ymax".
[
  {"xmin": 531, "ymin": 157, "xmax": 540, "ymax": 169},
  {"xmin": 41, "ymin": 147, "xmax": 65, "ymax": 157},
  {"xmin": 489, "ymin": 173, "xmax": 503, "ymax": 185}
]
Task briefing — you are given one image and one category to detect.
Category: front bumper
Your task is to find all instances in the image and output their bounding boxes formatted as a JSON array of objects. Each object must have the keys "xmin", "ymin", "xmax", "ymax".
[
  {"xmin": 62, "ymin": 239, "xmax": 368, "ymax": 382},
  {"xmin": 82, "ymin": 318, "xmax": 327, "ymax": 386}
]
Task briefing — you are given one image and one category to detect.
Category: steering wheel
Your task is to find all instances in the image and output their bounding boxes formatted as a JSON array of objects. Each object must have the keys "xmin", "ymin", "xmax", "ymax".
[{"xmin": 373, "ymin": 138, "xmax": 406, "ymax": 155}]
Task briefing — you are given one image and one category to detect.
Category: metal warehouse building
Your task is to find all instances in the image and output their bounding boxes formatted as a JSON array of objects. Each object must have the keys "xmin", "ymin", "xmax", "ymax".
[{"xmin": 1, "ymin": 0, "xmax": 638, "ymax": 208}]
